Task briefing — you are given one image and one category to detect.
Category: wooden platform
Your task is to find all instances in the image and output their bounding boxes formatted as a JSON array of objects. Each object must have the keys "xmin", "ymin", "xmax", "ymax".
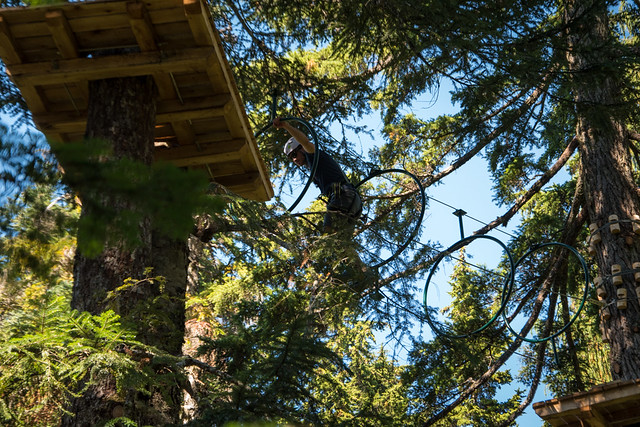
[
  {"xmin": 533, "ymin": 379, "xmax": 640, "ymax": 426},
  {"xmin": 0, "ymin": 0, "xmax": 273, "ymax": 201}
]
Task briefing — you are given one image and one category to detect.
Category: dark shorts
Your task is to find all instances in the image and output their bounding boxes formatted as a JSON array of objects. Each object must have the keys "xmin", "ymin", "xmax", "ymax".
[{"xmin": 324, "ymin": 183, "xmax": 362, "ymax": 232}]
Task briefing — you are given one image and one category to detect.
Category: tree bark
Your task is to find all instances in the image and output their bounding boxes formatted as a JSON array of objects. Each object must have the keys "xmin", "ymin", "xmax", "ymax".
[
  {"xmin": 564, "ymin": 0, "xmax": 640, "ymax": 380},
  {"xmin": 71, "ymin": 76, "xmax": 156, "ymax": 316},
  {"xmin": 65, "ymin": 76, "xmax": 189, "ymax": 425}
]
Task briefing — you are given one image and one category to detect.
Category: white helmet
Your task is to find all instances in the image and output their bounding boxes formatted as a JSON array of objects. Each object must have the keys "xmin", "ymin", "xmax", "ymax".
[{"xmin": 283, "ymin": 137, "xmax": 301, "ymax": 156}]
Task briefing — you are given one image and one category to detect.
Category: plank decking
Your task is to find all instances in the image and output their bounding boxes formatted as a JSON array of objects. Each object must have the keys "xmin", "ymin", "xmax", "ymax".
[{"xmin": 0, "ymin": 0, "xmax": 273, "ymax": 201}]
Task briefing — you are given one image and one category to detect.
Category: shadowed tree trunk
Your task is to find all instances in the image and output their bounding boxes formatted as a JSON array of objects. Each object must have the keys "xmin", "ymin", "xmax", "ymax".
[
  {"xmin": 64, "ymin": 75, "xmax": 189, "ymax": 426},
  {"xmin": 565, "ymin": 0, "xmax": 640, "ymax": 380}
]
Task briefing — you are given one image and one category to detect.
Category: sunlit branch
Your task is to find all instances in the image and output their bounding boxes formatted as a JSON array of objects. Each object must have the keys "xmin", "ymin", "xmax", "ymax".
[{"xmin": 473, "ymin": 136, "xmax": 579, "ymax": 236}]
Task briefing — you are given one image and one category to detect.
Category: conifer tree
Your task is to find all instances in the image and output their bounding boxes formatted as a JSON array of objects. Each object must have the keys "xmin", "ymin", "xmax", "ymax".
[{"xmin": 1, "ymin": 0, "xmax": 639, "ymax": 425}]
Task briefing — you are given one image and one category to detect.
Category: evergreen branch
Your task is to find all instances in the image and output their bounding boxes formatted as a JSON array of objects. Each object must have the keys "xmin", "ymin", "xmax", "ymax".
[
  {"xmin": 179, "ymin": 356, "xmax": 242, "ymax": 386},
  {"xmin": 113, "ymin": 343, "xmax": 242, "ymax": 386},
  {"xmin": 472, "ymin": 136, "xmax": 579, "ymax": 236},
  {"xmin": 500, "ymin": 337, "xmax": 549, "ymax": 427},
  {"xmin": 424, "ymin": 334, "xmax": 526, "ymax": 426},
  {"xmin": 224, "ymin": 0, "xmax": 278, "ymax": 61},
  {"xmin": 500, "ymin": 190, "xmax": 586, "ymax": 425},
  {"xmin": 424, "ymin": 65, "xmax": 557, "ymax": 188}
]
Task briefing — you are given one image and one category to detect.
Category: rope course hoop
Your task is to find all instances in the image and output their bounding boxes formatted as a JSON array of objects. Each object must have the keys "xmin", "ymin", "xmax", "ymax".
[
  {"xmin": 354, "ymin": 168, "xmax": 427, "ymax": 269},
  {"xmin": 423, "ymin": 235, "xmax": 590, "ymax": 343},
  {"xmin": 423, "ymin": 234, "xmax": 515, "ymax": 339},
  {"xmin": 254, "ymin": 116, "xmax": 320, "ymax": 213},
  {"xmin": 503, "ymin": 242, "xmax": 590, "ymax": 343}
]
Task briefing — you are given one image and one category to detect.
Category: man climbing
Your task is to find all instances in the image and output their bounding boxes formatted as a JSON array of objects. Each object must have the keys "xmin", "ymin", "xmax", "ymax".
[
  {"xmin": 274, "ymin": 117, "xmax": 379, "ymax": 295},
  {"xmin": 274, "ymin": 117, "xmax": 362, "ymax": 235}
]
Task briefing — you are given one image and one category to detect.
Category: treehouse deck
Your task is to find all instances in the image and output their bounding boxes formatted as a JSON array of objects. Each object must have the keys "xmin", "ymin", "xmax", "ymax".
[
  {"xmin": 533, "ymin": 379, "xmax": 640, "ymax": 426},
  {"xmin": 0, "ymin": 0, "xmax": 273, "ymax": 201}
]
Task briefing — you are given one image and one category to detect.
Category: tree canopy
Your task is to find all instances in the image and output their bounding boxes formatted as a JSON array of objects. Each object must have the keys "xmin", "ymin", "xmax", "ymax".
[{"xmin": 1, "ymin": 0, "xmax": 639, "ymax": 425}]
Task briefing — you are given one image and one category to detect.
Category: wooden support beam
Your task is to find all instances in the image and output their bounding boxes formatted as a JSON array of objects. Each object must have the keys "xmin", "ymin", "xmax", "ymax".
[
  {"xmin": 170, "ymin": 120, "xmax": 196, "ymax": 146},
  {"xmin": 183, "ymin": 0, "xmax": 212, "ymax": 47},
  {"xmin": 33, "ymin": 94, "xmax": 232, "ymax": 133},
  {"xmin": 0, "ymin": 0, "xmax": 273, "ymax": 201},
  {"xmin": 0, "ymin": 15, "xmax": 22, "ymax": 64},
  {"xmin": 7, "ymin": 47, "xmax": 214, "ymax": 86},
  {"xmin": 205, "ymin": 51, "xmax": 227, "ymax": 95},
  {"xmin": 34, "ymin": 107, "xmax": 228, "ymax": 134},
  {"xmin": 153, "ymin": 73, "xmax": 178, "ymax": 100},
  {"xmin": 126, "ymin": 3, "xmax": 179, "ymax": 101},
  {"xmin": 19, "ymin": 85, "xmax": 47, "ymax": 113},
  {"xmin": 127, "ymin": 2, "xmax": 157, "ymax": 52},
  {"xmin": 181, "ymin": 0, "xmax": 273, "ymax": 199},
  {"xmin": 45, "ymin": 10, "xmax": 78, "ymax": 59},
  {"xmin": 154, "ymin": 138, "xmax": 246, "ymax": 166}
]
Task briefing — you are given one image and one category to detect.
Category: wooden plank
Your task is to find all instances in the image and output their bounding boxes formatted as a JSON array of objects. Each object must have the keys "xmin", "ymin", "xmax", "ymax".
[
  {"xmin": 12, "ymin": 33, "xmax": 58, "ymax": 58},
  {"xmin": 215, "ymin": 172, "xmax": 261, "ymax": 194},
  {"xmin": 45, "ymin": 9, "xmax": 78, "ymax": 59},
  {"xmin": 40, "ymin": 83, "xmax": 87, "ymax": 113},
  {"xmin": 2, "ymin": 20, "xmax": 48, "ymax": 38},
  {"xmin": 1, "ymin": 1, "xmax": 182, "ymax": 40},
  {"xmin": 19, "ymin": 85, "xmax": 47, "ymax": 113},
  {"xmin": 148, "ymin": 7, "xmax": 189, "ymax": 26},
  {"xmin": 205, "ymin": 52, "xmax": 227, "ymax": 94},
  {"xmin": 183, "ymin": 0, "xmax": 212, "ymax": 47},
  {"xmin": 207, "ymin": 159, "xmax": 246, "ymax": 177},
  {"xmin": 56, "ymin": 0, "xmax": 183, "ymax": 19},
  {"xmin": 157, "ymin": 94, "xmax": 231, "ymax": 114},
  {"xmin": 192, "ymin": 130, "xmax": 232, "ymax": 144},
  {"xmin": 170, "ymin": 120, "xmax": 196, "ymax": 145},
  {"xmin": 153, "ymin": 21, "xmax": 194, "ymax": 45},
  {"xmin": 7, "ymin": 47, "xmax": 214, "ymax": 86},
  {"xmin": 127, "ymin": 2, "xmax": 157, "ymax": 52},
  {"xmin": 32, "ymin": 94, "xmax": 232, "ymax": 133},
  {"xmin": 72, "ymin": 30, "xmax": 138, "ymax": 54},
  {"xmin": 157, "ymin": 103, "xmax": 230, "ymax": 123},
  {"xmin": 154, "ymin": 138, "xmax": 246, "ymax": 166},
  {"xmin": 171, "ymin": 71, "xmax": 216, "ymax": 98},
  {"xmin": 0, "ymin": 15, "xmax": 23, "ymax": 64},
  {"xmin": 189, "ymin": 117, "xmax": 228, "ymax": 135},
  {"xmin": 184, "ymin": 1, "xmax": 273, "ymax": 199},
  {"xmin": 61, "ymin": 12, "xmax": 131, "ymax": 34}
]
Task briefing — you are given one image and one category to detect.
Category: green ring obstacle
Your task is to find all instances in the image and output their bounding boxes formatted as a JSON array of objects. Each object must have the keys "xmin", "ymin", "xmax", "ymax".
[
  {"xmin": 502, "ymin": 242, "xmax": 590, "ymax": 343},
  {"xmin": 423, "ymin": 234, "xmax": 515, "ymax": 339}
]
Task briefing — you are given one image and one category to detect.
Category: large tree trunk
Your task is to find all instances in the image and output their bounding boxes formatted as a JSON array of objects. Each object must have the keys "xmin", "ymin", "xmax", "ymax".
[
  {"xmin": 71, "ymin": 76, "xmax": 156, "ymax": 315},
  {"xmin": 565, "ymin": 0, "xmax": 640, "ymax": 380},
  {"xmin": 64, "ymin": 76, "xmax": 188, "ymax": 425}
]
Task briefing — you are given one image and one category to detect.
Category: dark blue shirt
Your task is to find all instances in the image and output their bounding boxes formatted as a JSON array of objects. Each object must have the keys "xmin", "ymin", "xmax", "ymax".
[{"xmin": 303, "ymin": 149, "xmax": 349, "ymax": 196}]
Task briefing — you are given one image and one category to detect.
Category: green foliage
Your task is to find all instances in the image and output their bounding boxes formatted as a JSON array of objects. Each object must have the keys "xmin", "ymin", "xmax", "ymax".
[
  {"xmin": 51, "ymin": 139, "xmax": 225, "ymax": 257},
  {"xmin": 0, "ymin": 124, "xmax": 58, "ymax": 201},
  {"xmin": 1, "ymin": 0, "xmax": 638, "ymax": 424},
  {"xmin": 308, "ymin": 322, "xmax": 412, "ymax": 426},
  {"xmin": 0, "ymin": 284, "xmax": 140, "ymax": 426},
  {"xmin": 0, "ymin": 182, "xmax": 78, "ymax": 320},
  {"xmin": 408, "ymin": 253, "xmax": 518, "ymax": 425},
  {"xmin": 19, "ymin": 0, "xmax": 67, "ymax": 5}
]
